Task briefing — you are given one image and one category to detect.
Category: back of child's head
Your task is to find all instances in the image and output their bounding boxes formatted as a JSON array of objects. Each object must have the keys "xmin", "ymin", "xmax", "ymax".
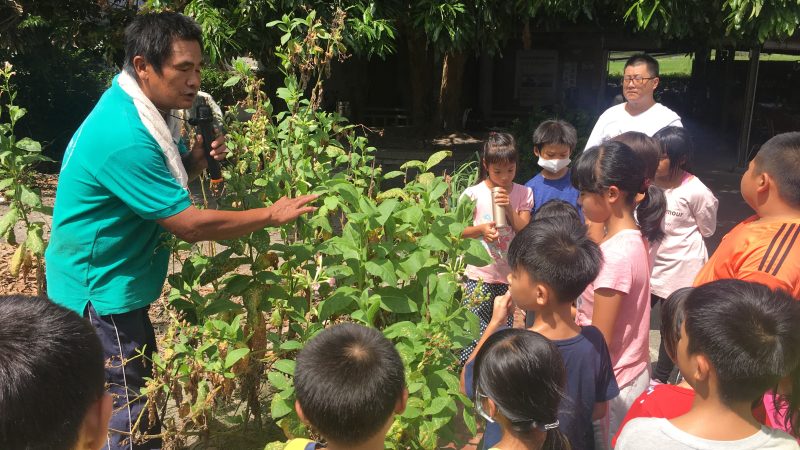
[
  {"xmin": 480, "ymin": 131, "xmax": 518, "ymax": 180},
  {"xmin": 294, "ymin": 322, "xmax": 405, "ymax": 446},
  {"xmin": 532, "ymin": 199, "xmax": 582, "ymax": 225},
  {"xmin": 659, "ymin": 287, "xmax": 693, "ymax": 362},
  {"xmin": 508, "ymin": 217, "xmax": 602, "ymax": 303},
  {"xmin": 753, "ymin": 131, "xmax": 800, "ymax": 208},
  {"xmin": 684, "ymin": 280, "xmax": 800, "ymax": 413},
  {"xmin": 0, "ymin": 295, "xmax": 106, "ymax": 450},
  {"xmin": 533, "ymin": 120, "xmax": 577, "ymax": 152},
  {"xmin": 474, "ymin": 328, "xmax": 568, "ymax": 450},
  {"xmin": 571, "ymin": 141, "xmax": 666, "ymax": 242},
  {"xmin": 653, "ymin": 126, "xmax": 694, "ymax": 178},
  {"xmin": 610, "ymin": 131, "xmax": 660, "ymax": 181}
]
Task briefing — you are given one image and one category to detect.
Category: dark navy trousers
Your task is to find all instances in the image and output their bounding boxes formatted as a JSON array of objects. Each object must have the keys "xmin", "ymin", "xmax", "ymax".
[{"xmin": 85, "ymin": 303, "xmax": 162, "ymax": 450}]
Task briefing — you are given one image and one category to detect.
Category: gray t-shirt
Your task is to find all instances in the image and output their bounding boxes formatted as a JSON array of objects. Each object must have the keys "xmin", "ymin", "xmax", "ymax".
[{"xmin": 616, "ymin": 418, "xmax": 799, "ymax": 450}]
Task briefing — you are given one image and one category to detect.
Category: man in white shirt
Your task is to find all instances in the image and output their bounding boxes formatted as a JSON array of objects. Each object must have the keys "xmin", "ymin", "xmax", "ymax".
[{"xmin": 585, "ymin": 53, "xmax": 683, "ymax": 150}]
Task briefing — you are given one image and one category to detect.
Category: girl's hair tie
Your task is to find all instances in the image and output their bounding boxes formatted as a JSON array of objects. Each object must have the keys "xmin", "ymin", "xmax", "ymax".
[
  {"xmin": 641, "ymin": 177, "xmax": 652, "ymax": 193},
  {"xmin": 543, "ymin": 419, "xmax": 560, "ymax": 430}
]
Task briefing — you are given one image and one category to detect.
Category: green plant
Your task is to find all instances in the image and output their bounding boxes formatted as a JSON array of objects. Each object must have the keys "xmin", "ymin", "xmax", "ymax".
[
  {"xmin": 0, "ymin": 61, "xmax": 52, "ymax": 294},
  {"xmin": 143, "ymin": 11, "xmax": 491, "ymax": 449}
]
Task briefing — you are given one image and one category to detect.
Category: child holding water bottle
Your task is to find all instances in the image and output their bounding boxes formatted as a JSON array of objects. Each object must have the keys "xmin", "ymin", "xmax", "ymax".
[{"xmin": 460, "ymin": 132, "xmax": 533, "ymax": 362}]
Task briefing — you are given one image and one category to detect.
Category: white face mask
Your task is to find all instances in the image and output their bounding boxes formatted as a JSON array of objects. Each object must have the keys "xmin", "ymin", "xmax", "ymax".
[{"xmin": 537, "ymin": 157, "xmax": 570, "ymax": 174}]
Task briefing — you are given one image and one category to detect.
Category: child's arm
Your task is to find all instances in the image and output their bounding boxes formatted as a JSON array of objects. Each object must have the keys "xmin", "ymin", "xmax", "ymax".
[
  {"xmin": 593, "ymin": 401, "xmax": 608, "ymax": 420},
  {"xmin": 507, "ymin": 209, "xmax": 531, "ymax": 232},
  {"xmin": 591, "ymin": 288, "xmax": 624, "ymax": 348},
  {"xmin": 691, "ymin": 189, "xmax": 719, "ymax": 238},
  {"xmin": 463, "ymin": 222, "xmax": 498, "ymax": 241},
  {"xmin": 463, "ymin": 292, "xmax": 514, "ymax": 366}
]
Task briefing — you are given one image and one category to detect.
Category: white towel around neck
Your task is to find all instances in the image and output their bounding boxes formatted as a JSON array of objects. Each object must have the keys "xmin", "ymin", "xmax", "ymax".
[{"xmin": 117, "ymin": 70, "xmax": 189, "ymax": 188}]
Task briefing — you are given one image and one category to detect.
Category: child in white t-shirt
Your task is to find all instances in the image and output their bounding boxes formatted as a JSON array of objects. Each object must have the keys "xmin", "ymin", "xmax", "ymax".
[
  {"xmin": 649, "ymin": 126, "xmax": 718, "ymax": 384},
  {"xmin": 616, "ymin": 280, "xmax": 800, "ymax": 450},
  {"xmin": 459, "ymin": 132, "xmax": 533, "ymax": 362}
]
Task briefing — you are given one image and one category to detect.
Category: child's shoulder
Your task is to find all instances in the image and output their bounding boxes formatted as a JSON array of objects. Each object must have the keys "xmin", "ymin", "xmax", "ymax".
[{"xmin": 524, "ymin": 172, "xmax": 544, "ymax": 188}]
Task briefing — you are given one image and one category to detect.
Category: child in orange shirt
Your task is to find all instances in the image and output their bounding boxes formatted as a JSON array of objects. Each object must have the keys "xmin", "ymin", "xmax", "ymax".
[{"xmin": 694, "ymin": 132, "xmax": 800, "ymax": 298}]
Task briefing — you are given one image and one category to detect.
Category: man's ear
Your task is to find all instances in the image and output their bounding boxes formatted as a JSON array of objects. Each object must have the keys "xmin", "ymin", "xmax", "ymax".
[
  {"xmin": 395, "ymin": 388, "xmax": 409, "ymax": 414},
  {"xmin": 76, "ymin": 393, "xmax": 112, "ymax": 450},
  {"xmin": 295, "ymin": 400, "xmax": 311, "ymax": 426},
  {"xmin": 533, "ymin": 147, "xmax": 541, "ymax": 157},
  {"xmin": 132, "ymin": 55, "xmax": 150, "ymax": 81},
  {"xmin": 651, "ymin": 76, "xmax": 660, "ymax": 91}
]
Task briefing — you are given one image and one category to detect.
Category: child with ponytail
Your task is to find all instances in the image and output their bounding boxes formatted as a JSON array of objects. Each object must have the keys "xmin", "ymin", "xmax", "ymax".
[
  {"xmin": 570, "ymin": 141, "xmax": 666, "ymax": 447},
  {"xmin": 473, "ymin": 328, "xmax": 570, "ymax": 450},
  {"xmin": 460, "ymin": 132, "xmax": 533, "ymax": 362}
]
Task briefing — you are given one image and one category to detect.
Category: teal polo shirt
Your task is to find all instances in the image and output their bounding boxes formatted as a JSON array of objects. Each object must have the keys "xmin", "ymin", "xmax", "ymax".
[{"xmin": 45, "ymin": 75, "xmax": 191, "ymax": 315}]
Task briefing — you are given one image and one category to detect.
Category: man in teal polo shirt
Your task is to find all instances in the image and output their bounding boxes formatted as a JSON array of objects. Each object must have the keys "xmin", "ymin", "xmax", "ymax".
[{"xmin": 45, "ymin": 12, "xmax": 316, "ymax": 450}]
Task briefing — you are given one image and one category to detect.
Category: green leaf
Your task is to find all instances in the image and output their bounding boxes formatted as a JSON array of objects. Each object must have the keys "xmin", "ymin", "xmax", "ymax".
[
  {"xmin": 399, "ymin": 250, "xmax": 430, "ymax": 277},
  {"xmin": 400, "ymin": 159, "xmax": 425, "ymax": 170},
  {"xmin": 424, "ymin": 150, "xmax": 451, "ymax": 171},
  {"xmin": 376, "ymin": 287, "xmax": 418, "ymax": 313},
  {"xmin": 418, "ymin": 233, "xmax": 449, "ymax": 251},
  {"xmin": 423, "ymin": 396, "xmax": 452, "ymax": 415},
  {"xmin": 0, "ymin": 206, "xmax": 19, "ymax": 238},
  {"xmin": 383, "ymin": 170, "xmax": 404, "ymax": 180},
  {"xmin": 463, "ymin": 238, "xmax": 492, "ymax": 266},
  {"xmin": 8, "ymin": 105, "xmax": 25, "ymax": 123},
  {"xmin": 24, "ymin": 225, "xmax": 45, "ymax": 255},
  {"xmin": 222, "ymin": 75, "xmax": 241, "ymax": 88},
  {"xmin": 267, "ymin": 371, "xmax": 292, "ymax": 391},
  {"xmin": 365, "ymin": 258, "xmax": 397, "ymax": 285},
  {"xmin": 19, "ymin": 185, "xmax": 41, "ymax": 208},
  {"xmin": 203, "ymin": 298, "xmax": 243, "ymax": 316},
  {"xmin": 224, "ymin": 347, "xmax": 250, "ymax": 369},
  {"xmin": 279, "ymin": 340, "xmax": 303, "ymax": 351},
  {"xmin": 273, "ymin": 359, "xmax": 296, "ymax": 375},
  {"xmin": 15, "ymin": 137, "xmax": 41, "ymax": 153},
  {"xmin": 0, "ymin": 178, "xmax": 13, "ymax": 191},
  {"xmin": 270, "ymin": 391, "xmax": 293, "ymax": 419},
  {"xmin": 318, "ymin": 289, "xmax": 356, "ymax": 321}
]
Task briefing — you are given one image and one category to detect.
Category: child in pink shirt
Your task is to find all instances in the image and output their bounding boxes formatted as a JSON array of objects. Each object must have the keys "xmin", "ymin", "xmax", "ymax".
[
  {"xmin": 650, "ymin": 126, "xmax": 718, "ymax": 384},
  {"xmin": 460, "ymin": 132, "xmax": 533, "ymax": 362},
  {"xmin": 571, "ymin": 140, "xmax": 667, "ymax": 448}
]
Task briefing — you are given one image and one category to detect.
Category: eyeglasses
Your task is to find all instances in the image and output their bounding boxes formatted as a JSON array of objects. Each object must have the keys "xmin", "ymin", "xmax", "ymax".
[{"xmin": 623, "ymin": 75, "xmax": 656, "ymax": 85}]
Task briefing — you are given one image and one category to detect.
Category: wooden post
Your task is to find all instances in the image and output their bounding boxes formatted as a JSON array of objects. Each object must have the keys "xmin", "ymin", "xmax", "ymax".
[{"xmin": 737, "ymin": 46, "xmax": 761, "ymax": 168}]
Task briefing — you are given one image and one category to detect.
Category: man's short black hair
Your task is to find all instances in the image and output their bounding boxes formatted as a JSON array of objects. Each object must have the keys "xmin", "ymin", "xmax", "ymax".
[
  {"xmin": 508, "ymin": 217, "xmax": 603, "ymax": 302},
  {"xmin": 625, "ymin": 53, "xmax": 659, "ymax": 77},
  {"xmin": 685, "ymin": 280, "xmax": 800, "ymax": 405},
  {"xmin": 754, "ymin": 131, "xmax": 800, "ymax": 207},
  {"xmin": 123, "ymin": 12, "xmax": 203, "ymax": 76},
  {"xmin": 533, "ymin": 119, "xmax": 578, "ymax": 152},
  {"xmin": 0, "ymin": 295, "xmax": 105, "ymax": 450},
  {"xmin": 294, "ymin": 323, "xmax": 405, "ymax": 445}
]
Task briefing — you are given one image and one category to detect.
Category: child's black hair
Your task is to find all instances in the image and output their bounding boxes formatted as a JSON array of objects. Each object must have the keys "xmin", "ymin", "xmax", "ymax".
[
  {"xmin": 610, "ymin": 131, "xmax": 660, "ymax": 181},
  {"xmin": 294, "ymin": 322, "xmax": 405, "ymax": 445},
  {"xmin": 684, "ymin": 280, "xmax": 800, "ymax": 435},
  {"xmin": 653, "ymin": 126, "xmax": 694, "ymax": 179},
  {"xmin": 753, "ymin": 131, "xmax": 800, "ymax": 208},
  {"xmin": 571, "ymin": 142, "xmax": 666, "ymax": 242},
  {"xmin": 0, "ymin": 295, "xmax": 105, "ymax": 450},
  {"xmin": 474, "ymin": 328, "xmax": 569, "ymax": 450},
  {"xmin": 659, "ymin": 287, "xmax": 693, "ymax": 362},
  {"xmin": 533, "ymin": 120, "xmax": 577, "ymax": 152},
  {"xmin": 480, "ymin": 132, "xmax": 519, "ymax": 180},
  {"xmin": 508, "ymin": 217, "xmax": 602, "ymax": 303},
  {"xmin": 532, "ymin": 199, "xmax": 582, "ymax": 225}
]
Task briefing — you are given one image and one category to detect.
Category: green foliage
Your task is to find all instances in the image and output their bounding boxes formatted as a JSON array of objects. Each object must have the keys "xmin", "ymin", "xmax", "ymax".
[
  {"xmin": 144, "ymin": 11, "xmax": 489, "ymax": 448},
  {"xmin": 0, "ymin": 62, "xmax": 52, "ymax": 291}
]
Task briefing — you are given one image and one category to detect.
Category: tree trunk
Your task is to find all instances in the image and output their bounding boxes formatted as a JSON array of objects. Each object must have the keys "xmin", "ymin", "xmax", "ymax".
[
  {"xmin": 437, "ymin": 51, "xmax": 467, "ymax": 130},
  {"xmin": 406, "ymin": 32, "xmax": 433, "ymax": 127}
]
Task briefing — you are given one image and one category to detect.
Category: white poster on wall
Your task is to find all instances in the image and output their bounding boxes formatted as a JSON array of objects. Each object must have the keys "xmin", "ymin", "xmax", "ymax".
[{"xmin": 515, "ymin": 50, "xmax": 559, "ymax": 107}]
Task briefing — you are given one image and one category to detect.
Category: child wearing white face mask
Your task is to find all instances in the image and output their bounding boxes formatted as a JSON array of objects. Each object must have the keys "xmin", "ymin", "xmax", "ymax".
[{"xmin": 524, "ymin": 120, "xmax": 583, "ymax": 221}]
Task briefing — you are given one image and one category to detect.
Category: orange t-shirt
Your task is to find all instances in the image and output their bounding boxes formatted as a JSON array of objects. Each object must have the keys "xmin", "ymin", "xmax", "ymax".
[{"xmin": 694, "ymin": 215, "xmax": 800, "ymax": 298}]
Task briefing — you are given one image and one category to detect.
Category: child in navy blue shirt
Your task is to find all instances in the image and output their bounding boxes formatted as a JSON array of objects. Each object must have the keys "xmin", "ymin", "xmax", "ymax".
[
  {"xmin": 524, "ymin": 120, "xmax": 582, "ymax": 220},
  {"xmin": 462, "ymin": 215, "xmax": 619, "ymax": 450}
]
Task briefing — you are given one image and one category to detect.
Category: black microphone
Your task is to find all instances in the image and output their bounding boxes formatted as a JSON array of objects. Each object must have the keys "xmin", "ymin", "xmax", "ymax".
[{"xmin": 190, "ymin": 98, "xmax": 223, "ymax": 187}]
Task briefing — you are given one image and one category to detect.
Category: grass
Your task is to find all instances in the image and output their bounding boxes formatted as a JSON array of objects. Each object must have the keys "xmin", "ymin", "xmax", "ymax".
[{"xmin": 607, "ymin": 51, "xmax": 800, "ymax": 77}]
